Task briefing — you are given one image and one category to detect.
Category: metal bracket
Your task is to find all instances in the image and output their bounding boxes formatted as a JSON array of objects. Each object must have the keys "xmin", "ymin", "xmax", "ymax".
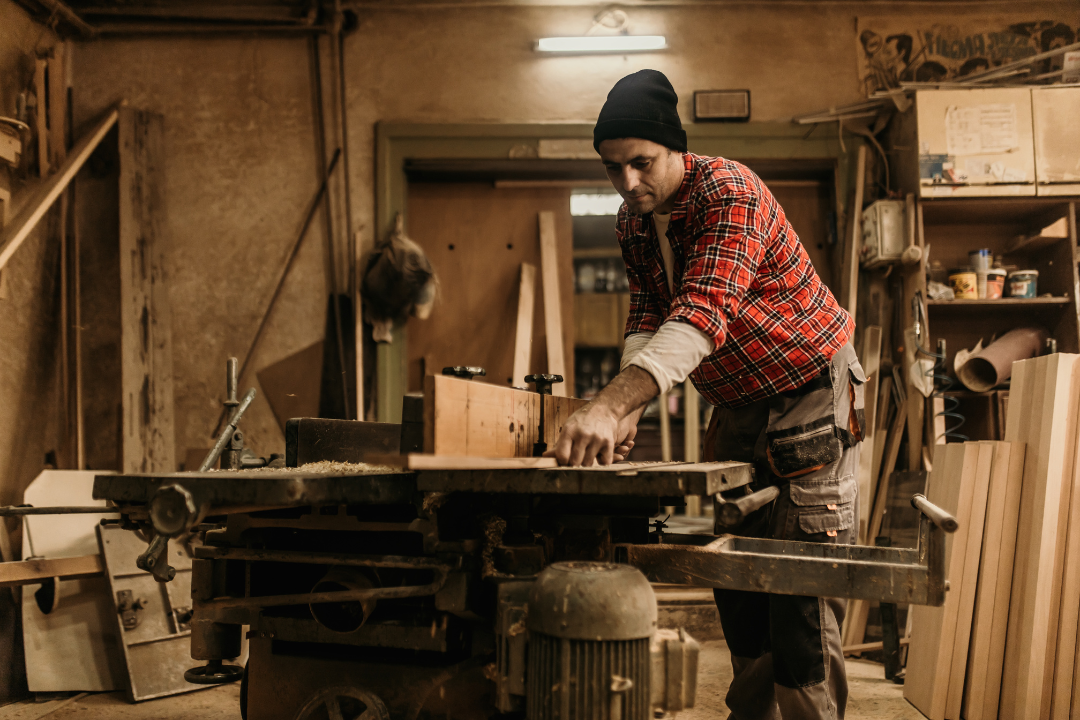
[{"xmin": 116, "ymin": 589, "xmax": 145, "ymax": 630}]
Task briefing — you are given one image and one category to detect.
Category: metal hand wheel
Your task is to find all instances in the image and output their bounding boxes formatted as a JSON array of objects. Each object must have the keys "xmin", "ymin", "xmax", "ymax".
[
  {"xmin": 184, "ymin": 659, "xmax": 244, "ymax": 684},
  {"xmin": 294, "ymin": 686, "xmax": 390, "ymax": 720}
]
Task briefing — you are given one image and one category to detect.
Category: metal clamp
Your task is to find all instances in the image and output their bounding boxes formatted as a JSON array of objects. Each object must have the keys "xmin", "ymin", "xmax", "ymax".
[{"xmin": 526, "ymin": 374, "xmax": 564, "ymax": 457}]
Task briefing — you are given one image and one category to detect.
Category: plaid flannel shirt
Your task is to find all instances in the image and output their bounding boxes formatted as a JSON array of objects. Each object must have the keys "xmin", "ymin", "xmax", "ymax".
[{"xmin": 618, "ymin": 153, "xmax": 853, "ymax": 409}]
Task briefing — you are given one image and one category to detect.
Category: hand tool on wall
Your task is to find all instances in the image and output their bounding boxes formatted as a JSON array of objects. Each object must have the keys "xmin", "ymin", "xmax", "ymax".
[{"xmin": 526, "ymin": 374, "xmax": 563, "ymax": 456}]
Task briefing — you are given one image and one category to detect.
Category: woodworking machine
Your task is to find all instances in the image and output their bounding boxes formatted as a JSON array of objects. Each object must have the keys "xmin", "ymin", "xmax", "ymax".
[{"xmin": 85, "ymin": 408, "xmax": 957, "ymax": 720}]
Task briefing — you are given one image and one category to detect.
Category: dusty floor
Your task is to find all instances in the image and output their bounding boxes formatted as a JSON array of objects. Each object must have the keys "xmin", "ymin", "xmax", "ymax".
[{"xmin": 0, "ymin": 640, "xmax": 924, "ymax": 720}]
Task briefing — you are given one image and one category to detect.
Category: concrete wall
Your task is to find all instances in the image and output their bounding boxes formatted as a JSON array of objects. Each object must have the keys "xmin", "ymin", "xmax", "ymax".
[
  {"xmin": 0, "ymin": 0, "xmax": 62, "ymax": 701},
  {"xmin": 67, "ymin": 1, "xmax": 1078, "ymax": 462}
]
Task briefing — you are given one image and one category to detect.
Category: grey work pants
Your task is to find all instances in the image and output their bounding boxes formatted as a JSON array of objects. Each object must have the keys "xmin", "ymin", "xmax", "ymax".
[{"xmin": 705, "ymin": 343, "xmax": 865, "ymax": 720}]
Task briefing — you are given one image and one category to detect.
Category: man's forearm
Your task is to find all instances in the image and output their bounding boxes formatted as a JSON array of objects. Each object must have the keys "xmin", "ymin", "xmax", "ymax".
[{"xmin": 591, "ymin": 365, "xmax": 659, "ymax": 421}]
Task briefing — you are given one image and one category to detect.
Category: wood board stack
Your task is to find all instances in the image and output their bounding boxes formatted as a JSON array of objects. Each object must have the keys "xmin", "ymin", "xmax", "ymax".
[{"xmin": 903, "ymin": 352, "xmax": 1080, "ymax": 719}]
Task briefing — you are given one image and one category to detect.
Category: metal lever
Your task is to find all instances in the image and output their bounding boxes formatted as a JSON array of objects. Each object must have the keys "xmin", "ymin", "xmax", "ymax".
[
  {"xmin": 526, "ymin": 374, "xmax": 564, "ymax": 457},
  {"xmin": 716, "ymin": 486, "xmax": 781, "ymax": 529},
  {"xmin": 199, "ymin": 388, "xmax": 256, "ymax": 472},
  {"xmin": 911, "ymin": 493, "xmax": 959, "ymax": 533},
  {"xmin": 136, "ymin": 534, "xmax": 176, "ymax": 583},
  {"xmin": 442, "ymin": 366, "xmax": 486, "ymax": 381}
]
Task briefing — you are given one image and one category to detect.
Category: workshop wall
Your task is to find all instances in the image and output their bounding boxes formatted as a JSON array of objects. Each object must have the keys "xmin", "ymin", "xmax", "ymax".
[
  {"xmin": 69, "ymin": 0, "xmax": 1077, "ymax": 464},
  {"xmin": 0, "ymin": 0, "xmax": 63, "ymax": 703}
]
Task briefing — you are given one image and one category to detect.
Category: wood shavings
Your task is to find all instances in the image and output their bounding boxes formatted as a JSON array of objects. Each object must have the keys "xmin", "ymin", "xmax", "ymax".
[{"xmin": 226, "ymin": 460, "xmax": 402, "ymax": 475}]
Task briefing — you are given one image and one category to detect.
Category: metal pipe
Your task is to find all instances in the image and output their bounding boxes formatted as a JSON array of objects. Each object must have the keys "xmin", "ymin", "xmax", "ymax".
[
  {"xmin": 911, "ymin": 493, "xmax": 958, "ymax": 533},
  {"xmin": 0, "ymin": 506, "xmax": 119, "ymax": 516},
  {"xmin": 200, "ymin": 388, "xmax": 256, "ymax": 471}
]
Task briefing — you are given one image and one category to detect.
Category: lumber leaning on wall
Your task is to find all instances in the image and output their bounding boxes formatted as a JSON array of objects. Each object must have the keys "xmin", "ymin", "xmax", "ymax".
[
  {"xmin": 999, "ymin": 354, "xmax": 1080, "ymax": 720},
  {"xmin": 0, "ymin": 104, "xmax": 122, "ymax": 273}
]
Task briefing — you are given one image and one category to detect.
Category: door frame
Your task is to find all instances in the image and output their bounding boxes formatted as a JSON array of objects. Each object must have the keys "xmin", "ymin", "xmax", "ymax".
[{"xmin": 374, "ymin": 122, "xmax": 863, "ymax": 422}]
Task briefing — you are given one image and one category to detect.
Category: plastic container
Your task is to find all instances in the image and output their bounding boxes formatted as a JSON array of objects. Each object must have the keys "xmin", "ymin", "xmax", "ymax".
[
  {"xmin": 969, "ymin": 249, "xmax": 993, "ymax": 272},
  {"xmin": 949, "ymin": 269, "xmax": 978, "ymax": 300},
  {"xmin": 985, "ymin": 268, "xmax": 1007, "ymax": 299},
  {"xmin": 1007, "ymin": 270, "xmax": 1039, "ymax": 299}
]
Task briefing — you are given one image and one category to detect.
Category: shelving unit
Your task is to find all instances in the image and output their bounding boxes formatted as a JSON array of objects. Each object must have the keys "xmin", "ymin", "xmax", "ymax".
[{"xmin": 919, "ymin": 198, "xmax": 1079, "ymax": 374}]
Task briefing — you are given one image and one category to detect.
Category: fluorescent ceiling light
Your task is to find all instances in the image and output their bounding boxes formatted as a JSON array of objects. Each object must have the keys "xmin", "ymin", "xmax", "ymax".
[
  {"xmin": 571, "ymin": 193, "xmax": 624, "ymax": 216},
  {"xmin": 537, "ymin": 35, "xmax": 667, "ymax": 54}
]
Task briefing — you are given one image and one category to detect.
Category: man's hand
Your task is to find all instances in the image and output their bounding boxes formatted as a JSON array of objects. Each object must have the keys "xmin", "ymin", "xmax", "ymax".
[{"xmin": 546, "ymin": 366, "xmax": 658, "ymax": 466}]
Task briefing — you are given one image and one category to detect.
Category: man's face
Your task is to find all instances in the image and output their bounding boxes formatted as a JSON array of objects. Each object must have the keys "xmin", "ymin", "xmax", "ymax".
[{"xmin": 598, "ymin": 138, "xmax": 683, "ymax": 215}]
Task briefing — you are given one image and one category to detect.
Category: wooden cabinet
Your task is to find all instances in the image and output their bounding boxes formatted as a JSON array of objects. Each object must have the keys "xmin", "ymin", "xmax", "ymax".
[{"xmin": 574, "ymin": 292, "xmax": 630, "ymax": 348}]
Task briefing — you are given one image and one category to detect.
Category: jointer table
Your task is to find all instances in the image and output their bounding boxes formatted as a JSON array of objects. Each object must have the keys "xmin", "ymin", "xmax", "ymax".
[{"xmin": 88, "ymin": 458, "xmax": 955, "ymax": 719}]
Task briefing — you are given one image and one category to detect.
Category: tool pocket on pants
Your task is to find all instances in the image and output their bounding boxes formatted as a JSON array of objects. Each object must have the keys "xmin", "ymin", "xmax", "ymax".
[{"xmin": 764, "ymin": 344, "xmax": 865, "ymax": 508}]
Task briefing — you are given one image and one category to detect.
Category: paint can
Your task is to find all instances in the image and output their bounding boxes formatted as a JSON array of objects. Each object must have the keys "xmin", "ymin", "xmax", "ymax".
[
  {"xmin": 969, "ymin": 248, "xmax": 993, "ymax": 272},
  {"xmin": 949, "ymin": 269, "xmax": 978, "ymax": 300},
  {"xmin": 985, "ymin": 268, "xmax": 1007, "ymax": 299},
  {"xmin": 1007, "ymin": 270, "xmax": 1038, "ymax": 299}
]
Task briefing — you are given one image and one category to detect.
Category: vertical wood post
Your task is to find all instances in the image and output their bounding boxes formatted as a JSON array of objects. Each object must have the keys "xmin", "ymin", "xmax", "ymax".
[{"xmin": 119, "ymin": 108, "xmax": 175, "ymax": 474}]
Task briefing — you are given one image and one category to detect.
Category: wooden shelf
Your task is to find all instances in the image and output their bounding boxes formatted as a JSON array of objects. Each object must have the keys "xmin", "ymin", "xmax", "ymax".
[
  {"xmin": 927, "ymin": 297, "xmax": 1072, "ymax": 308},
  {"xmin": 573, "ymin": 247, "xmax": 622, "ymax": 259},
  {"xmin": 920, "ymin": 197, "xmax": 1075, "ymax": 226}
]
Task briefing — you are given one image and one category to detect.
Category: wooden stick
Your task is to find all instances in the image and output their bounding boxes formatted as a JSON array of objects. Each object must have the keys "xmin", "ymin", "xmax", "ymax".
[
  {"xmin": 0, "ymin": 104, "xmax": 121, "ymax": 273},
  {"xmin": 659, "ymin": 390, "xmax": 672, "ymax": 463},
  {"xmin": 511, "ymin": 263, "xmax": 537, "ymax": 387},
  {"xmin": 843, "ymin": 638, "xmax": 909, "ymax": 655},
  {"xmin": 538, "ymin": 211, "xmax": 567, "ymax": 395},
  {"xmin": 0, "ymin": 554, "xmax": 103, "ymax": 588},
  {"xmin": 841, "ymin": 144, "xmax": 866, "ymax": 318},
  {"xmin": 684, "ymin": 380, "xmax": 701, "ymax": 516},
  {"xmin": 34, "ymin": 58, "xmax": 48, "ymax": 178}
]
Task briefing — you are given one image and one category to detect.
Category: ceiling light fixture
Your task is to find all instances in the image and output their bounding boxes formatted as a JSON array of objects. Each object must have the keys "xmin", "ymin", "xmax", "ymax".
[{"xmin": 537, "ymin": 35, "xmax": 667, "ymax": 54}]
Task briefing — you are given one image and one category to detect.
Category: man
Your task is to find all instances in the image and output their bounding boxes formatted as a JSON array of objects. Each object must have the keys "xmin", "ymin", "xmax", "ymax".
[{"xmin": 550, "ymin": 69, "xmax": 865, "ymax": 720}]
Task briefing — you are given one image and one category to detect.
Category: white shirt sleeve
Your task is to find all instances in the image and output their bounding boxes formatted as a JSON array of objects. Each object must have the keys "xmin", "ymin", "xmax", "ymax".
[
  {"xmin": 621, "ymin": 332, "xmax": 655, "ymax": 371},
  {"xmin": 626, "ymin": 321, "xmax": 714, "ymax": 394}
]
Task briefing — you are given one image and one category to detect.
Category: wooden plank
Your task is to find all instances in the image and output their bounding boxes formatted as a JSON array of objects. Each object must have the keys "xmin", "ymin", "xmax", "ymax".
[
  {"xmin": 1000, "ymin": 354, "xmax": 1080, "ymax": 720},
  {"xmin": 33, "ymin": 57, "xmax": 48, "ymax": 177},
  {"xmin": 840, "ymin": 144, "xmax": 866, "ymax": 318},
  {"xmin": 364, "ymin": 454, "xmax": 557, "ymax": 470},
  {"xmin": 118, "ymin": 108, "xmax": 175, "ymax": 474},
  {"xmin": 843, "ymin": 392, "xmax": 908, "ymax": 648},
  {"xmin": 47, "ymin": 44, "xmax": 66, "ymax": 168},
  {"xmin": 963, "ymin": 442, "xmax": 1025, "ymax": 720},
  {"xmin": 0, "ymin": 554, "xmax": 103, "ymax": 588},
  {"xmin": 0, "ymin": 105, "xmax": 121, "ymax": 273},
  {"xmin": 423, "ymin": 374, "xmax": 587, "ymax": 457},
  {"xmin": 511, "ymin": 263, "xmax": 536, "ymax": 387},
  {"xmin": 659, "ymin": 390, "xmax": 672, "ymax": 462},
  {"xmin": 857, "ymin": 325, "xmax": 882, "ymax": 544},
  {"xmin": 904, "ymin": 442, "xmax": 980, "ymax": 719},
  {"xmin": 538, "ymin": 211, "xmax": 567, "ymax": 395},
  {"xmin": 1051, "ymin": 361, "xmax": 1080, "ymax": 719},
  {"xmin": 843, "ymin": 638, "xmax": 910, "ymax": 655},
  {"xmin": 944, "ymin": 441, "xmax": 995, "ymax": 719}
]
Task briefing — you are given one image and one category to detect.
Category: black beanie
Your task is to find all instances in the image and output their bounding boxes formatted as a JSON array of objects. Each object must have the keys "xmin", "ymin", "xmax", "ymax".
[{"xmin": 593, "ymin": 70, "xmax": 687, "ymax": 153}]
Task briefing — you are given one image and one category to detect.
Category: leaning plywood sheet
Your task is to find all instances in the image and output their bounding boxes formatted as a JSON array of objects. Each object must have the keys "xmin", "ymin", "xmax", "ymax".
[
  {"xmin": 423, "ymin": 374, "xmax": 587, "ymax": 457},
  {"xmin": 963, "ymin": 441, "xmax": 1025, "ymax": 720},
  {"xmin": 21, "ymin": 470, "xmax": 124, "ymax": 692},
  {"xmin": 944, "ymin": 441, "xmax": 995, "ymax": 719},
  {"xmin": 1000, "ymin": 354, "xmax": 1080, "ymax": 720},
  {"xmin": 904, "ymin": 442, "xmax": 979, "ymax": 719}
]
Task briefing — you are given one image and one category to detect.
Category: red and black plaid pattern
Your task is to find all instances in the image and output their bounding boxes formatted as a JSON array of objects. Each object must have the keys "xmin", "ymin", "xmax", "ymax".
[{"xmin": 618, "ymin": 153, "xmax": 853, "ymax": 408}]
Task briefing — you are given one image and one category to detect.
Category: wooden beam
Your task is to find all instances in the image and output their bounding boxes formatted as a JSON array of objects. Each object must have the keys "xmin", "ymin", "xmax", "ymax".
[
  {"xmin": 0, "ymin": 554, "xmax": 103, "ymax": 588},
  {"xmin": 843, "ymin": 638, "xmax": 909, "ymax": 656},
  {"xmin": 840, "ymin": 144, "xmax": 866, "ymax": 318},
  {"xmin": 118, "ymin": 107, "xmax": 175, "ymax": 474},
  {"xmin": 47, "ymin": 44, "xmax": 67, "ymax": 169},
  {"xmin": 423, "ymin": 374, "xmax": 586, "ymax": 457},
  {"xmin": 511, "ymin": 262, "xmax": 537, "ymax": 388},
  {"xmin": 538, "ymin": 211, "xmax": 567, "ymax": 395},
  {"xmin": 33, "ymin": 57, "xmax": 48, "ymax": 178},
  {"xmin": 0, "ymin": 104, "xmax": 121, "ymax": 274},
  {"xmin": 363, "ymin": 454, "xmax": 557, "ymax": 470}
]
